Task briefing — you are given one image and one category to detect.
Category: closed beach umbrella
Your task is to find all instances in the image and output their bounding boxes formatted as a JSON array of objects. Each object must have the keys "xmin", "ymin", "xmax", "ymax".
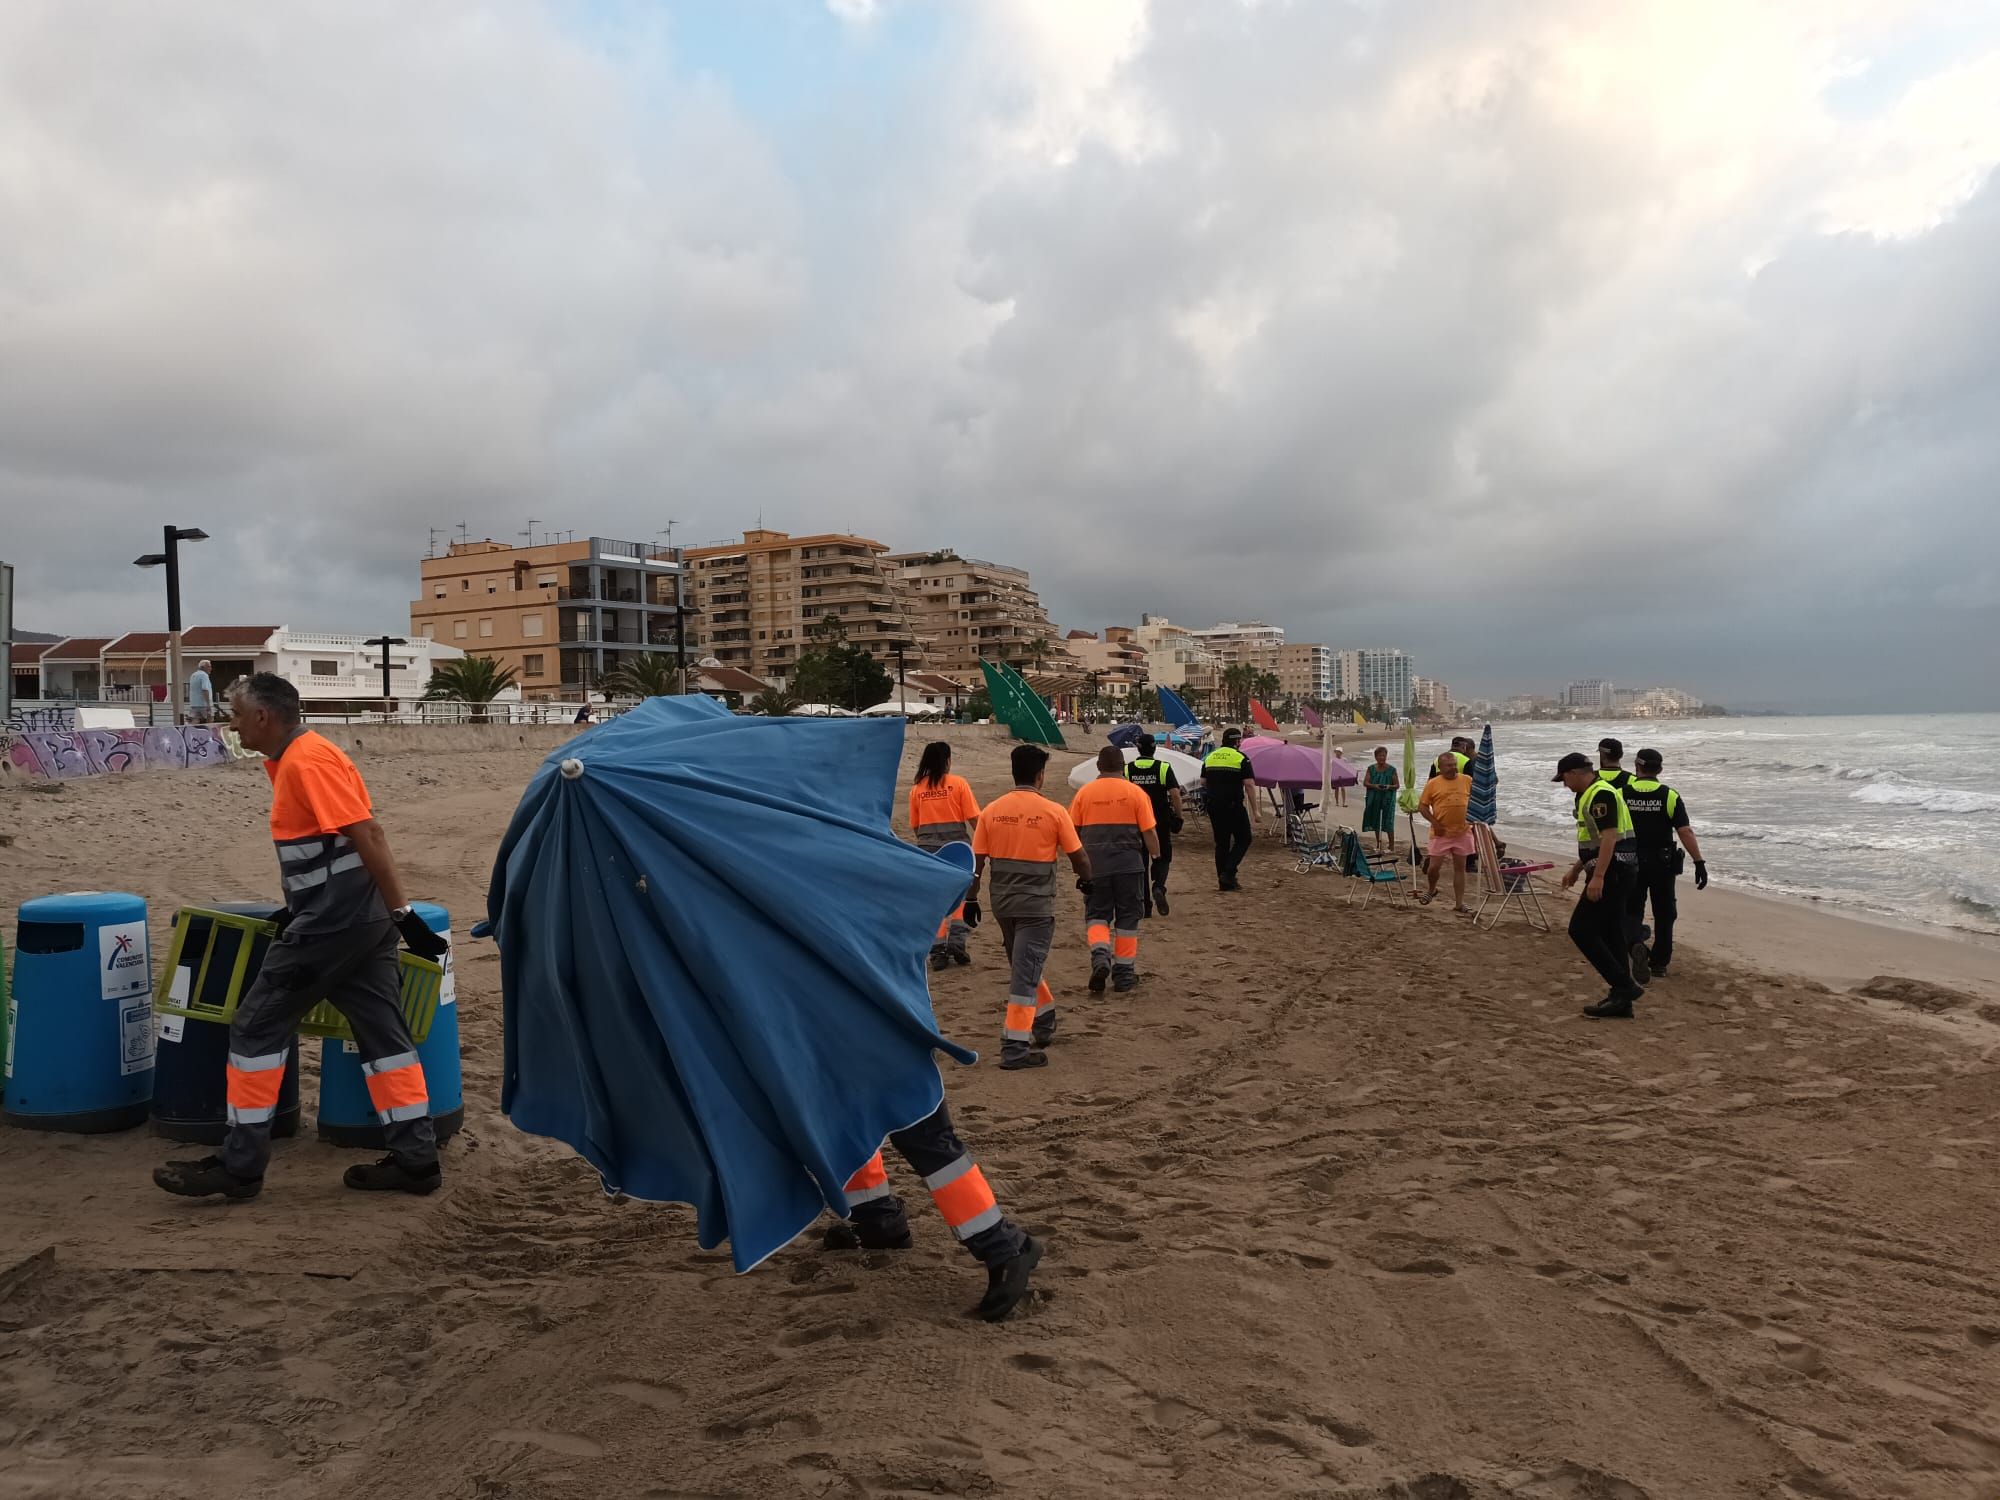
[
  {"xmin": 1107, "ymin": 721, "xmax": 1146, "ymax": 749},
  {"xmin": 1399, "ymin": 724, "xmax": 1420, "ymax": 812},
  {"xmin": 484, "ymin": 695, "xmax": 977, "ymax": 1273},
  {"xmin": 1469, "ymin": 723, "xmax": 1498, "ymax": 825}
]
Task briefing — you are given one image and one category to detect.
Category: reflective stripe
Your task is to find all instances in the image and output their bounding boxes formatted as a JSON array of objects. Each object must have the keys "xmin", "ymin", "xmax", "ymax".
[
  {"xmin": 227, "ymin": 1103, "xmax": 276, "ymax": 1125},
  {"xmin": 277, "ymin": 840, "xmax": 325, "ymax": 863},
  {"xmin": 1004, "ymin": 1000, "xmax": 1037, "ymax": 1041},
  {"xmin": 377, "ymin": 1101, "xmax": 430, "ymax": 1124},
  {"xmin": 912, "ymin": 822, "xmax": 970, "ymax": 848},
  {"xmin": 284, "ymin": 866, "xmax": 330, "ymax": 891},
  {"xmin": 926, "ymin": 1156, "xmax": 1000, "ymax": 1237},
  {"xmin": 1114, "ymin": 933, "xmax": 1139, "ymax": 960},
  {"xmin": 952, "ymin": 1204, "xmax": 1005, "ymax": 1239},
  {"xmin": 844, "ymin": 1152, "xmax": 896, "ymax": 1207},
  {"xmin": 229, "ymin": 1050, "xmax": 288, "ymax": 1073},
  {"xmin": 364, "ymin": 1059, "xmax": 429, "ymax": 1113},
  {"xmin": 226, "ymin": 1062, "xmax": 285, "ymax": 1111},
  {"xmin": 362, "ymin": 1050, "xmax": 421, "ymax": 1076},
  {"xmin": 1035, "ymin": 980, "xmax": 1055, "ymax": 1010},
  {"xmin": 327, "ymin": 851, "xmax": 365, "ymax": 877},
  {"xmin": 1086, "ymin": 923, "xmax": 1111, "ymax": 949}
]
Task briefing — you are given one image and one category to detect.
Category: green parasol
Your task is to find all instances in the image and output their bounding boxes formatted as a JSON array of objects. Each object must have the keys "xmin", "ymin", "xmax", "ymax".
[{"xmin": 1398, "ymin": 723, "xmax": 1419, "ymax": 813}]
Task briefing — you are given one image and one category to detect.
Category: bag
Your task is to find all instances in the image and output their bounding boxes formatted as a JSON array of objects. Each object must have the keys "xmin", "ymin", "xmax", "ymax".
[{"xmin": 1670, "ymin": 847, "xmax": 1687, "ymax": 877}]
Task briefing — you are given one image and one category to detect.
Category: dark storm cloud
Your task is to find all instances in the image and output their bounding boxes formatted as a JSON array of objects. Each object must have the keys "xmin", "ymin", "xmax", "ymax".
[{"xmin": 2, "ymin": 1, "xmax": 1993, "ymax": 709}]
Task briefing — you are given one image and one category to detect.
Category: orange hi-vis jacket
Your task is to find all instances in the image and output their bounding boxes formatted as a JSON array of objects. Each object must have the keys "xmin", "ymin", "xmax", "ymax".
[
  {"xmin": 908, "ymin": 773, "xmax": 980, "ymax": 851},
  {"xmin": 265, "ymin": 731, "xmax": 387, "ymax": 936},
  {"xmin": 973, "ymin": 787, "xmax": 1082, "ymax": 918},
  {"xmin": 1067, "ymin": 775, "xmax": 1157, "ymax": 878}
]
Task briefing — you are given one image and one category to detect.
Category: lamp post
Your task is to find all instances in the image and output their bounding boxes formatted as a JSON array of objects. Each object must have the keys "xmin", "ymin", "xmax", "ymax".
[
  {"xmin": 133, "ymin": 525, "xmax": 208, "ymax": 726},
  {"xmin": 892, "ymin": 640, "xmax": 911, "ymax": 717},
  {"xmin": 364, "ymin": 636, "xmax": 406, "ymax": 720}
]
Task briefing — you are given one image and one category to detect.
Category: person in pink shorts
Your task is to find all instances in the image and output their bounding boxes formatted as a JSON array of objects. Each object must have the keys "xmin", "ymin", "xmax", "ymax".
[{"xmin": 1417, "ymin": 754, "xmax": 1476, "ymax": 913}]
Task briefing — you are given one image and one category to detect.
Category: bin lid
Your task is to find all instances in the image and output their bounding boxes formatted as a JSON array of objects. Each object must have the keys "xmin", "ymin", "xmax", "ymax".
[{"xmin": 19, "ymin": 891, "xmax": 147, "ymax": 923}]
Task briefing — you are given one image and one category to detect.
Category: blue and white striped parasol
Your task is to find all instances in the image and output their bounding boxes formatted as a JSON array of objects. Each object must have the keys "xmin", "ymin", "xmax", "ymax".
[{"xmin": 1468, "ymin": 723, "xmax": 1498, "ymax": 825}]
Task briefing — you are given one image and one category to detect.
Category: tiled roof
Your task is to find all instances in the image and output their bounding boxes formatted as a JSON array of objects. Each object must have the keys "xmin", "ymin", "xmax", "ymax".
[{"xmin": 41, "ymin": 637, "xmax": 114, "ymax": 661}]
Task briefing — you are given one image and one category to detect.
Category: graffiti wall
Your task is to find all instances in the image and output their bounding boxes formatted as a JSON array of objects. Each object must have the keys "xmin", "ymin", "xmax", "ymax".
[
  {"xmin": 6, "ymin": 706, "xmax": 77, "ymax": 733},
  {"xmin": 1, "ymin": 725, "xmax": 251, "ymax": 780}
]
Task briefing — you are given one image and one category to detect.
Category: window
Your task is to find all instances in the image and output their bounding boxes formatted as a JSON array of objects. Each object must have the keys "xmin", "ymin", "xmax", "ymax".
[
  {"xmin": 479, "ymin": 618, "xmax": 494, "ymax": 638},
  {"xmin": 433, "ymin": 586, "xmax": 446, "ymax": 598},
  {"xmin": 487, "ymin": 579, "xmax": 498, "ymax": 594},
  {"xmin": 309, "ymin": 659, "xmax": 339, "ymax": 676},
  {"xmin": 522, "ymin": 654, "xmax": 546, "ymax": 676},
  {"xmin": 453, "ymin": 621, "xmax": 468, "ymax": 640},
  {"xmin": 522, "ymin": 613, "xmax": 544, "ymax": 638},
  {"xmin": 420, "ymin": 624, "xmax": 434, "ymax": 639},
  {"xmin": 461, "ymin": 579, "xmax": 470, "ymax": 591},
  {"xmin": 537, "ymin": 573, "xmax": 558, "ymax": 588}
]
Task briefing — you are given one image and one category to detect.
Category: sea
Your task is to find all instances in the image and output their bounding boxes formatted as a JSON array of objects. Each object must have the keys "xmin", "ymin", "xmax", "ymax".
[{"xmin": 1389, "ymin": 715, "xmax": 2000, "ymax": 939}]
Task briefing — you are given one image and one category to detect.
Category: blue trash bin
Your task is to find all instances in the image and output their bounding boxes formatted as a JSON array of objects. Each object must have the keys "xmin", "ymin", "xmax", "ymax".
[
  {"xmin": 150, "ymin": 903, "xmax": 304, "ymax": 1144},
  {"xmin": 317, "ymin": 902, "xmax": 464, "ymax": 1147},
  {"xmin": 4, "ymin": 892, "xmax": 155, "ymax": 1132}
]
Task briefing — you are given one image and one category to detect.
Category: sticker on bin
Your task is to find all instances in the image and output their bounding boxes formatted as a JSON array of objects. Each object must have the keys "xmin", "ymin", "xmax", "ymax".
[
  {"xmin": 100, "ymin": 921, "xmax": 150, "ymax": 1002},
  {"xmin": 121, "ymin": 999, "xmax": 156, "ymax": 1075}
]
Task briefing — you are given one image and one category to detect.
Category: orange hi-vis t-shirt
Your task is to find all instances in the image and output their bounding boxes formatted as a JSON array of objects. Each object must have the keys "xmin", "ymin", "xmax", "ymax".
[
  {"xmin": 1067, "ymin": 775, "xmax": 1157, "ymax": 877},
  {"xmin": 264, "ymin": 730, "xmax": 386, "ymax": 935},
  {"xmin": 973, "ymin": 787, "xmax": 1082, "ymax": 918},
  {"xmin": 908, "ymin": 773, "xmax": 980, "ymax": 851}
]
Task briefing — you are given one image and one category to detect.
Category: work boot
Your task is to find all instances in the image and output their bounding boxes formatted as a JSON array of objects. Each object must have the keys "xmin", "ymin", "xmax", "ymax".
[
  {"xmin": 1112, "ymin": 971, "xmax": 1138, "ymax": 994},
  {"xmin": 1629, "ymin": 941, "xmax": 1652, "ymax": 988},
  {"xmin": 1032, "ymin": 1016, "xmax": 1057, "ymax": 1048},
  {"xmin": 343, "ymin": 1154, "xmax": 443, "ymax": 1195},
  {"xmin": 949, "ymin": 948, "xmax": 972, "ymax": 967},
  {"xmin": 999, "ymin": 1049, "xmax": 1049, "ymax": 1070},
  {"xmin": 153, "ymin": 1156, "xmax": 262, "ymax": 1201},
  {"xmin": 823, "ymin": 1216, "xmax": 914, "ymax": 1251},
  {"xmin": 929, "ymin": 949, "xmax": 953, "ymax": 972},
  {"xmin": 974, "ymin": 1236, "xmax": 1045, "ymax": 1322},
  {"xmin": 1088, "ymin": 956, "xmax": 1111, "ymax": 994},
  {"xmin": 1153, "ymin": 886, "xmax": 1170, "ymax": 916},
  {"xmin": 1583, "ymin": 989, "xmax": 1640, "ymax": 1020}
]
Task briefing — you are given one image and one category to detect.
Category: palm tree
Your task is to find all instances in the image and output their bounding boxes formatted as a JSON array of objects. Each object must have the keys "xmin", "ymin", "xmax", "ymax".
[
  {"xmin": 423, "ymin": 656, "xmax": 518, "ymax": 723},
  {"xmin": 602, "ymin": 653, "xmax": 680, "ymax": 699},
  {"xmin": 749, "ymin": 687, "xmax": 802, "ymax": 717}
]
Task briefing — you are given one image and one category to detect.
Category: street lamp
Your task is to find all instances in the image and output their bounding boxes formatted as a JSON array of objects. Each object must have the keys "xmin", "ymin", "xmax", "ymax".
[
  {"xmin": 891, "ymin": 640, "xmax": 913, "ymax": 717},
  {"xmin": 133, "ymin": 525, "xmax": 209, "ymax": 726},
  {"xmin": 364, "ymin": 636, "xmax": 407, "ymax": 719}
]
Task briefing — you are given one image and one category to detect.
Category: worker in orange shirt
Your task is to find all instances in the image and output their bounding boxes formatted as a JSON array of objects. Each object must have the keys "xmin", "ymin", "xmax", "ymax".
[
  {"xmin": 154, "ymin": 673, "xmax": 450, "ymax": 1200},
  {"xmin": 1069, "ymin": 745, "xmax": 1161, "ymax": 993},
  {"xmin": 969, "ymin": 744, "xmax": 1092, "ymax": 1070},
  {"xmin": 907, "ymin": 741, "xmax": 982, "ymax": 969}
]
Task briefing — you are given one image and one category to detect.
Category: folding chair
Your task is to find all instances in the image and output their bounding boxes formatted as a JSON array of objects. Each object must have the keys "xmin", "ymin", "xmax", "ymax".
[
  {"xmin": 1470, "ymin": 824, "xmax": 1554, "ymax": 933},
  {"xmin": 1343, "ymin": 831, "xmax": 1406, "ymax": 907}
]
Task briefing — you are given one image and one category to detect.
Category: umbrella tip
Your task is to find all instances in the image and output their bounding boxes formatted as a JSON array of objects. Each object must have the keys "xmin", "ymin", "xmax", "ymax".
[{"xmin": 560, "ymin": 757, "xmax": 585, "ymax": 780}]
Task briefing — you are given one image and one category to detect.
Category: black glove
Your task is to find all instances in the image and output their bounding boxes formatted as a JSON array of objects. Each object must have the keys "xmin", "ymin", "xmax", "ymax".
[
  {"xmin": 1168, "ymin": 811, "xmax": 1185, "ymax": 835},
  {"xmin": 1694, "ymin": 861, "xmax": 1708, "ymax": 891},
  {"xmin": 393, "ymin": 907, "xmax": 450, "ymax": 960},
  {"xmin": 1075, "ymin": 876, "xmax": 1094, "ymax": 896},
  {"xmin": 270, "ymin": 907, "xmax": 295, "ymax": 937},
  {"xmin": 962, "ymin": 897, "xmax": 982, "ymax": 930}
]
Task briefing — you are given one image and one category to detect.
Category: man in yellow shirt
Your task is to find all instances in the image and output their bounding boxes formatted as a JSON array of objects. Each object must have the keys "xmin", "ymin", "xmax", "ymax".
[{"xmin": 1417, "ymin": 752, "xmax": 1475, "ymax": 912}]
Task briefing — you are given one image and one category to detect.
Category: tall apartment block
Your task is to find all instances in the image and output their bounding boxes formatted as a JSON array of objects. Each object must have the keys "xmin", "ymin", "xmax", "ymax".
[
  {"xmin": 411, "ymin": 536, "xmax": 686, "ymax": 699},
  {"xmin": 682, "ymin": 530, "xmax": 929, "ymax": 687},
  {"xmin": 885, "ymin": 549, "xmax": 1059, "ymax": 679}
]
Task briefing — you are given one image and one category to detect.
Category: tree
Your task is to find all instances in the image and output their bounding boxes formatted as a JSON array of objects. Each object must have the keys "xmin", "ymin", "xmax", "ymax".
[
  {"xmin": 601, "ymin": 653, "xmax": 680, "ymax": 699},
  {"xmin": 423, "ymin": 656, "xmax": 518, "ymax": 723},
  {"xmin": 749, "ymin": 687, "xmax": 802, "ymax": 717},
  {"xmin": 962, "ymin": 685, "xmax": 993, "ymax": 721},
  {"xmin": 1219, "ymin": 663, "xmax": 1258, "ymax": 721},
  {"xmin": 793, "ymin": 616, "xmax": 892, "ymax": 711},
  {"xmin": 1129, "ymin": 686, "xmax": 1162, "ymax": 723}
]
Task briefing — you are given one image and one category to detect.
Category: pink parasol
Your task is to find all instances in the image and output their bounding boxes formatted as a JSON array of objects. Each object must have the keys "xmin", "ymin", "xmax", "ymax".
[{"xmin": 1240, "ymin": 737, "xmax": 1359, "ymax": 787}]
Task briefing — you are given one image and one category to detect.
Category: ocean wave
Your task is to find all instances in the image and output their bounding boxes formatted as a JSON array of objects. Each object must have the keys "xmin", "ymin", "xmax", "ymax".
[{"xmin": 1850, "ymin": 782, "xmax": 2000, "ymax": 815}]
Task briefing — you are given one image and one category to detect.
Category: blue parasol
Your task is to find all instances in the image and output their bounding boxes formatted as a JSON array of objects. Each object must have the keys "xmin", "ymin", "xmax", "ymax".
[
  {"xmin": 1469, "ymin": 723, "xmax": 1498, "ymax": 825},
  {"xmin": 1107, "ymin": 721, "xmax": 1146, "ymax": 749},
  {"xmin": 485, "ymin": 695, "xmax": 977, "ymax": 1273}
]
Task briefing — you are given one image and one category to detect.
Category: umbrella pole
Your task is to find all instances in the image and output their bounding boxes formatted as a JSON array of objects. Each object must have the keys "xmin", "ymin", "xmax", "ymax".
[{"xmin": 1320, "ymin": 720, "xmax": 1334, "ymax": 845}]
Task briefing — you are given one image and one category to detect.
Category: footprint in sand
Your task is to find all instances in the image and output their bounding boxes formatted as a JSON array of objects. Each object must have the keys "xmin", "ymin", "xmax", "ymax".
[
  {"xmin": 490, "ymin": 1429, "xmax": 605, "ymax": 1458},
  {"xmin": 602, "ymin": 1380, "xmax": 684, "ymax": 1410}
]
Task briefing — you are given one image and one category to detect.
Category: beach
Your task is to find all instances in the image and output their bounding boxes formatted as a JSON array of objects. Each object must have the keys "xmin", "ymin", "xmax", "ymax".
[{"xmin": 4, "ymin": 724, "xmax": 2000, "ymax": 1499}]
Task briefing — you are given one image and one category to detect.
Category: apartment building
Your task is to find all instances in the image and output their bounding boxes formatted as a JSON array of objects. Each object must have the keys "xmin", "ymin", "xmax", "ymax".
[
  {"xmin": 1133, "ymin": 615, "xmax": 1220, "ymax": 701},
  {"xmin": 411, "ymin": 536, "xmax": 686, "ymax": 699},
  {"xmin": 1275, "ymin": 642, "xmax": 1333, "ymax": 702},
  {"xmin": 683, "ymin": 530, "xmax": 927, "ymax": 687},
  {"xmin": 1190, "ymin": 620, "xmax": 1285, "ymax": 672},
  {"xmin": 1412, "ymin": 675, "xmax": 1454, "ymax": 715},
  {"xmin": 1062, "ymin": 627, "xmax": 1149, "ymax": 698},
  {"xmin": 886, "ymin": 549, "xmax": 1057, "ymax": 678},
  {"xmin": 1562, "ymin": 678, "xmax": 1616, "ymax": 711},
  {"xmin": 1334, "ymin": 648, "xmax": 1415, "ymax": 711}
]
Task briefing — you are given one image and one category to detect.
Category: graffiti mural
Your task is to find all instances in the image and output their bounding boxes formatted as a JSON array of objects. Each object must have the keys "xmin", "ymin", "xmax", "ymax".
[
  {"xmin": 1, "ymin": 725, "xmax": 253, "ymax": 780},
  {"xmin": 4, "ymin": 706, "xmax": 77, "ymax": 734}
]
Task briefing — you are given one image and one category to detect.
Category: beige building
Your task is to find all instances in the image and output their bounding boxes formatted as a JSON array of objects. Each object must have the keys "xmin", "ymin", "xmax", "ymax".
[
  {"xmin": 1191, "ymin": 620, "xmax": 1285, "ymax": 673},
  {"xmin": 1412, "ymin": 676, "xmax": 1454, "ymax": 715},
  {"xmin": 1276, "ymin": 643, "xmax": 1333, "ymax": 702},
  {"xmin": 683, "ymin": 529, "xmax": 927, "ymax": 687},
  {"xmin": 1061, "ymin": 627, "xmax": 1149, "ymax": 698},
  {"xmin": 1133, "ymin": 616, "xmax": 1220, "ymax": 703},
  {"xmin": 411, "ymin": 536, "xmax": 686, "ymax": 700},
  {"xmin": 886, "ymin": 549, "xmax": 1057, "ymax": 678}
]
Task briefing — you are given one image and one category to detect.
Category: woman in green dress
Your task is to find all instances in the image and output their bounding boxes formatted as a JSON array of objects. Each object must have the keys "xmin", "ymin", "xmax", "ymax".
[{"xmin": 1362, "ymin": 746, "xmax": 1400, "ymax": 851}]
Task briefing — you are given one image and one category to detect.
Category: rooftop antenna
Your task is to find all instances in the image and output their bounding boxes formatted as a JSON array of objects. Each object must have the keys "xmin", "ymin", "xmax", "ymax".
[
  {"xmin": 659, "ymin": 520, "xmax": 678, "ymax": 556},
  {"xmin": 522, "ymin": 517, "xmax": 540, "ymax": 548},
  {"xmin": 455, "ymin": 521, "xmax": 470, "ymax": 546},
  {"xmin": 427, "ymin": 527, "xmax": 444, "ymax": 558}
]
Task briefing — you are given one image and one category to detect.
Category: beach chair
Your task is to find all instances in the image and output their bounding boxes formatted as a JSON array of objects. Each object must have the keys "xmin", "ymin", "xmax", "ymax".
[
  {"xmin": 1343, "ymin": 831, "xmax": 1405, "ymax": 907},
  {"xmin": 1470, "ymin": 824, "xmax": 1554, "ymax": 933}
]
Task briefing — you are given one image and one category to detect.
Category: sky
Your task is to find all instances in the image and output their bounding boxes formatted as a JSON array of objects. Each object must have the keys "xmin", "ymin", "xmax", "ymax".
[{"xmin": 3, "ymin": 0, "xmax": 1997, "ymax": 712}]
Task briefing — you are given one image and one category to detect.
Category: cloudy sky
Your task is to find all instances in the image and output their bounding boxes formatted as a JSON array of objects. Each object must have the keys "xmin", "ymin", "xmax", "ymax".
[{"xmin": 4, "ymin": 0, "xmax": 1997, "ymax": 710}]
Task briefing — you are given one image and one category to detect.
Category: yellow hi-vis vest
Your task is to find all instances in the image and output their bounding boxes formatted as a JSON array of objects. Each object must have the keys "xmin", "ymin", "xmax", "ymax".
[{"xmin": 1575, "ymin": 779, "xmax": 1636, "ymax": 849}]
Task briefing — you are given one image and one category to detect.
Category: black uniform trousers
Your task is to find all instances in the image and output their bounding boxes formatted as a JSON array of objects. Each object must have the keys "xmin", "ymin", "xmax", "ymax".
[
  {"xmin": 1626, "ymin": 851, "xmax": 1680, "ymax": 972},
  {"xmin": 1210, "ymin": 804, "xmax": 1252, "ymax": 885},
  {"xmin": 1569, "ymin": 857, "xmax": 1639, "ymax": 994}
]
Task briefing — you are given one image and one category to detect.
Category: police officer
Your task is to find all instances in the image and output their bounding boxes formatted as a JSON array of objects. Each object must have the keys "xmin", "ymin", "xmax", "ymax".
[
  {"xmin": 1124, "ymin": 734, "xmax": 1183, "ymax": 915},
  {"xmin": 1201, "ymin": 727, "xmax": 1260, "ymax": 892},
  {"xmin": 1623, "ymin": 748, "xmax": 1707, "ymax": 979},
  {"xmin": 1596, "ymin": 736, "xmax": 1630, "ymax": 788},
  {"xmin": 1555, "ymin": 752, "xmax": 1644, "ymax": 1019}
]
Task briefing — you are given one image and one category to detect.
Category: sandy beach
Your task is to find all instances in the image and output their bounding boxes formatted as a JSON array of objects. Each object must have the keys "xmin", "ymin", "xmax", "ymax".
[{"xmin": 5, "ymin": 724, "xmax": 2000, "ymax": 1499}]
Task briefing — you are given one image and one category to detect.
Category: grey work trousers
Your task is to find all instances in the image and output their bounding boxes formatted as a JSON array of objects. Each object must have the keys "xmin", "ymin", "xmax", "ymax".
[
  {"xmin": 222, "ymin": 921, "xmax": 438, "ymax": 1179},
  {"xmin": 1084, "ymin": 870, "xmax": 1147, "ymax": 977},
  {"xmin": 995, "ymin": 913, "xmax": 1056, "ymax": 1065}
]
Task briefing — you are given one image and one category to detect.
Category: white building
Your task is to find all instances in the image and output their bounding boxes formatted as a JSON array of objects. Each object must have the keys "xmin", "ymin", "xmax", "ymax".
[
  {"xmin": 1190, "ymin": 620, "xmax": 1285, "ymax": 670},
  {"xmin": 1562, "ymin": 679, "xmax": 1616, "ymax": 711},
  {"xmin": 36, "ymin": 625, "xmax": 468, "ymax": 706},
  {"xmin": 1334, "ymin": 648, "xmax": 1415, "ymax": 711}
]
